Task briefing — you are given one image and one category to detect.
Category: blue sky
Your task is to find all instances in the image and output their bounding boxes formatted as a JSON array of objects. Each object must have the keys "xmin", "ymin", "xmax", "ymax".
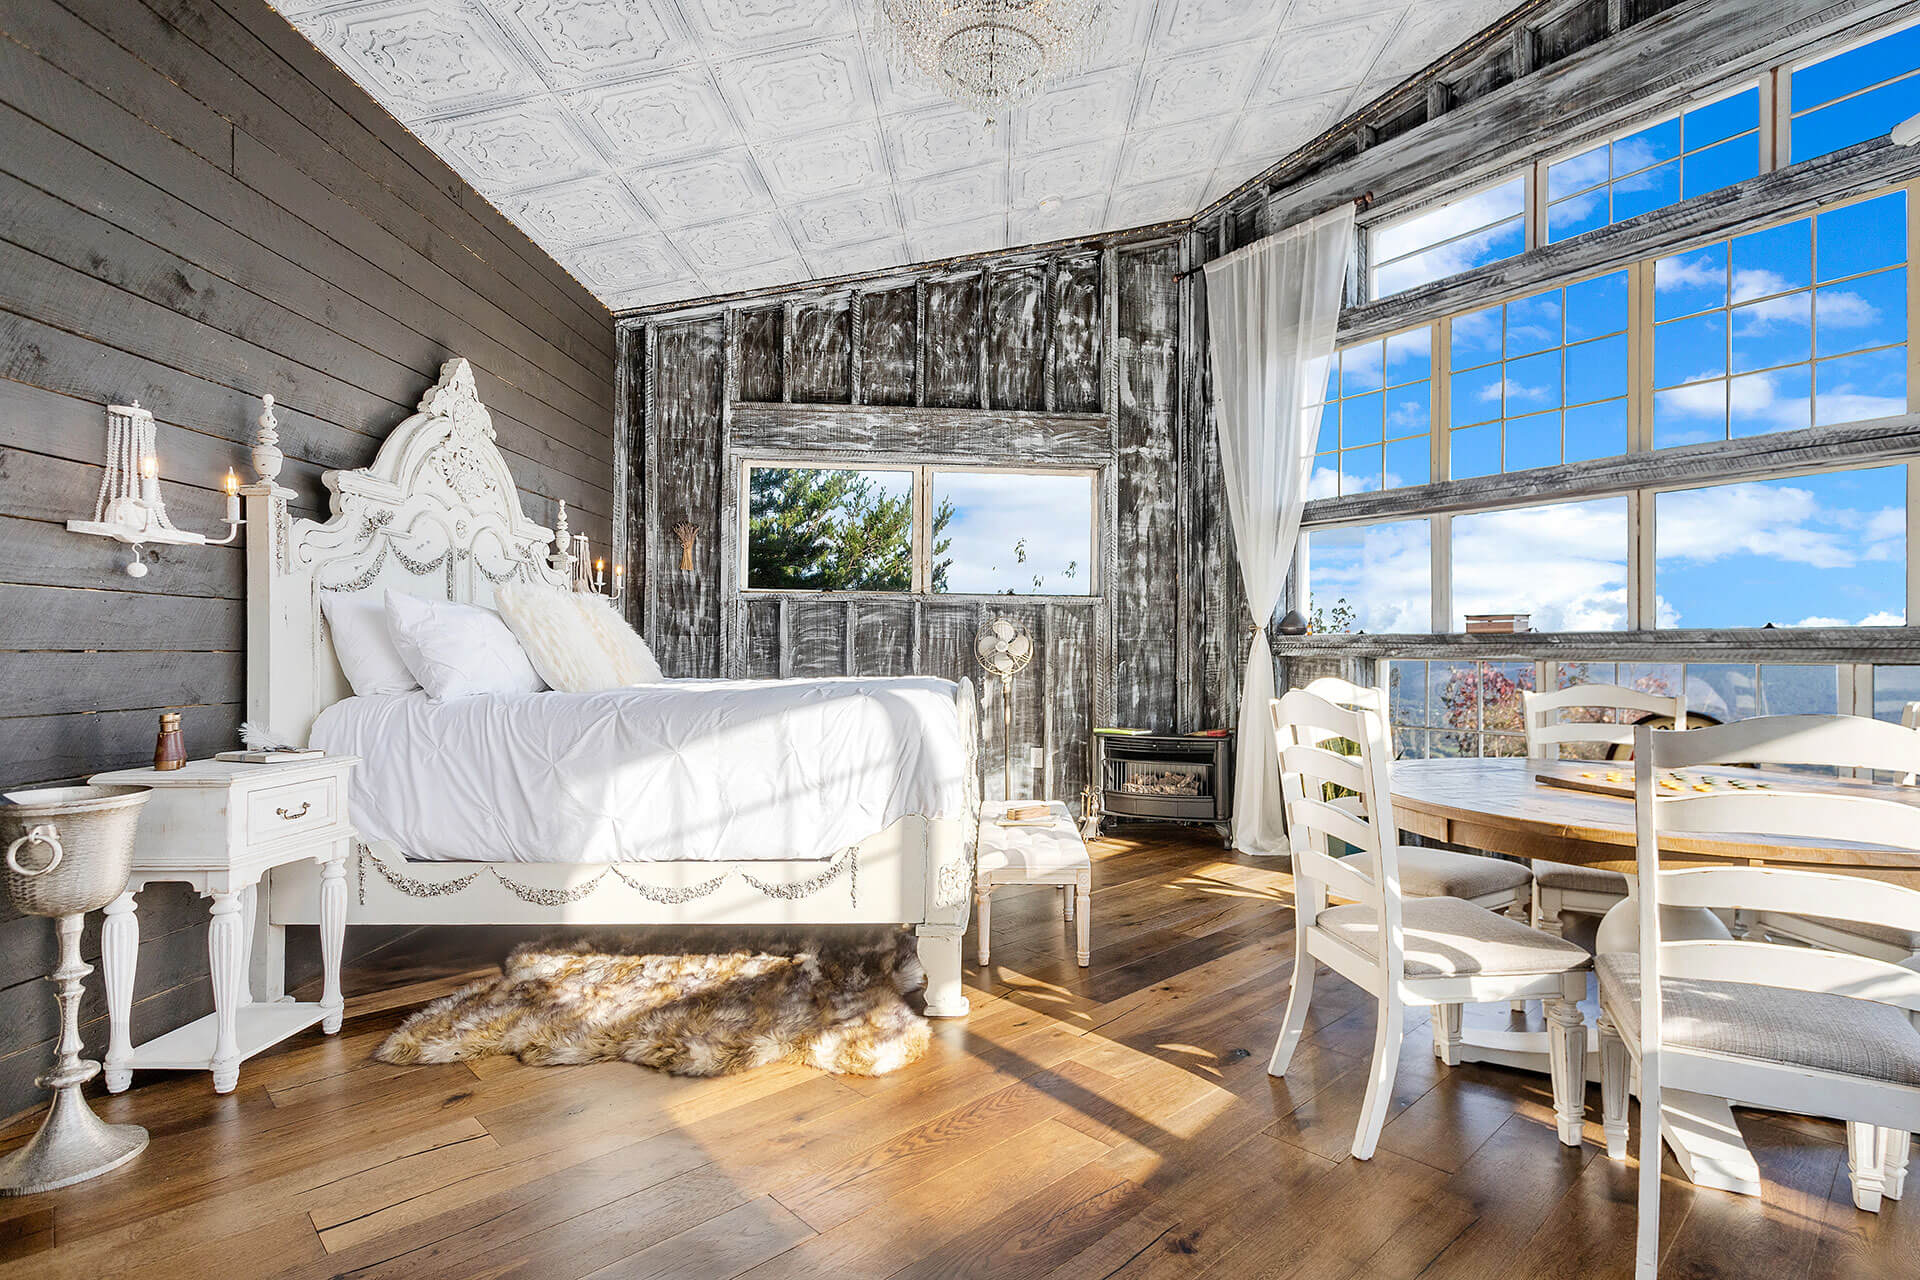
[{"xmin": 934, "ymin": 471, "xmax": 1094, "ymax": 595}]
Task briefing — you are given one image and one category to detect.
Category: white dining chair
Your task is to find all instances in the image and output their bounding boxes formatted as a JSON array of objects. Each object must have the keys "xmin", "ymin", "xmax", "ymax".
[
  {"xmin": 1269, "ymin": 686, "xmax": 1592, "ymax": 1160},
  {"xmin": 1750, "ymin": 699, "xmax": 1920, "ymax": 967},
  {"xmin": 1601, "ymin": 714, "xmax": 1920, "ymax": 1277},
  {"xmin": 1522, "ymin": 684, "xmax": 1687, "ymax": 940},
  {"xmin": 1306, "ymin": 677, "xmax": 1534, "ymax": 922}
]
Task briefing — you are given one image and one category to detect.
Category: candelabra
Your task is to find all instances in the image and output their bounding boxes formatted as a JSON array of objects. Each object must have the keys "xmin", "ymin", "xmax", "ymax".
[{"xmin": 68, "ymin": 400, "xmax": 258, "ymax": 577}]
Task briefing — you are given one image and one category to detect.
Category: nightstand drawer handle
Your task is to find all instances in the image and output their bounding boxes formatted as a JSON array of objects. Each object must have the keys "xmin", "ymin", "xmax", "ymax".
[{"xmin": 276, "ymin": 801, "xmax": 311, "ymax": 821}]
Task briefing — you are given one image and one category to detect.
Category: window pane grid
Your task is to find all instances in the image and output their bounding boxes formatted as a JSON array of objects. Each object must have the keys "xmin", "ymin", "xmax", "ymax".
[
  {"xmin": 1789, "ymin": 20, "xmax": 1920, "ymax": 163},
  {"xmin": 1448, "ymin": 271, "xmax": 1631, "ymax": 476},
  {"xmin": 1651, "ymin": 190, "xmax": 1907, "ymax": 447},
  {"xmin": 1387, "ymin": 659, "xmax": 1532, "ymax": 758},
  {"xmin": 1546, "ymin": 89, "xmax": 1762, "ymax": 244},
  {"xmin": 1369, "ymin": 175, "xmax": 1528, "ymax": 298},
  {"xmin": 1309, "ymin": 330, "xmax": 1434, "ymax": 498}
]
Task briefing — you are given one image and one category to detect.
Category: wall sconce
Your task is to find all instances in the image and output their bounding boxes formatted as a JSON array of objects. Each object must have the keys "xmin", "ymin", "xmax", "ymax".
[{"xmin": 68, "ymin": 401, "xmax": 246, "ymax": 578}]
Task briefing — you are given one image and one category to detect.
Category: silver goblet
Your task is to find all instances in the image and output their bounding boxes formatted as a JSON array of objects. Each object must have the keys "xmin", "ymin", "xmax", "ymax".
[{"xmin": 0, "ymin": 784, "xmax": 152, "ymax": 1195}]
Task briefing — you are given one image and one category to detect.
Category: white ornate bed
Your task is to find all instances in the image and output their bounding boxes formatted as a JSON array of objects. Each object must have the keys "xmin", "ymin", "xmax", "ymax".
[{"xmin": 245, "ymin": 359, "xmax": 978, "ymax": 1017}]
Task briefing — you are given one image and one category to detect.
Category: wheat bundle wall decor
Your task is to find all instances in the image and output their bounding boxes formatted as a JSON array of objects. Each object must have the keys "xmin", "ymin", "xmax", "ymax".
[{"xmin": 672, "ymin": 521, "xmax": 697, "ymax": 572}]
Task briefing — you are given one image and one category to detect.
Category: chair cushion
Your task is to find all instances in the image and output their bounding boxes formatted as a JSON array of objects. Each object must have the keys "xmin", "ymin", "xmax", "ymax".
[
  {"xmin": 1534, "ymin": 860, "xmax": 1630, "ymax": 895},
  {"xmin": 1595, "ymin": 953, "xmax": 1920, "ymax": 1088},
  {"xmin": 1316, "ymin": 896, "xmax": 1592, "ymax": 978},
  {"xmin": 1340, "ymin": 847, "xmax": 1532, "ymax": 900}
]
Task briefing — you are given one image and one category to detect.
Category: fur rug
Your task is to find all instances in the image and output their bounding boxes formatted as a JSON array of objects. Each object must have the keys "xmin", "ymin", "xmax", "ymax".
[{"xmin": 374, "ymin": 929, "xmax": 931, "ymax": 1077}]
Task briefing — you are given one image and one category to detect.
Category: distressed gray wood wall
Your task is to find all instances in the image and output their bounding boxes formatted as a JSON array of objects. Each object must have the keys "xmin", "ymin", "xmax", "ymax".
[
  {"xmin": 0, "ymin": 0, "xmax": 614, "ymax": 1121},
  {"xmin": 626, "ymin": 238, "xmax": 1233, "ymax": 806}
]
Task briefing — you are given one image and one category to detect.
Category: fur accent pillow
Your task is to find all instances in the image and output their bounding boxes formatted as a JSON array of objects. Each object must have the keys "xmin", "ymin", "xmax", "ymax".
[
  {"xmin": 495, "ymin": 584, "xmax": 624, "ymax": 693},
  {"xmin": 384, "ymin": 590, "xmax": 546, "ymax": 700},
  {"xmin": 319, "ymin": 589, "xmax": 420, "ymax": 697},
  {"xmin": 579, "ymin": 593, "xmax": 665, "ymax": 685}
]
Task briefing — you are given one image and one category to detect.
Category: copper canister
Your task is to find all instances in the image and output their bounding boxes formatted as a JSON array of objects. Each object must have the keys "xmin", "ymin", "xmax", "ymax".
[{"xmin": 153, "ymin": 712, "xmax": 186, "ymax": 771}]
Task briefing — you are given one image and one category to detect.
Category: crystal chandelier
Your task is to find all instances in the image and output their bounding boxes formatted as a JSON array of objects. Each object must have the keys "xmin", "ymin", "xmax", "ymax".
[{"xmin": 874, "ymin": 0, "xmax": 1105, "ymax": 119}]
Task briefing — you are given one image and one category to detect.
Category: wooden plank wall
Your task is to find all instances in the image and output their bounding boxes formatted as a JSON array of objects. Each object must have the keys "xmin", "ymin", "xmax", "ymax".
[
  {"xmin": 0, "ymin": 0, "xmax": 614, "ymax": 1121},
  {"xmin": 627, "ymin": 239, "xmax": 1228, "ymax": 808}
]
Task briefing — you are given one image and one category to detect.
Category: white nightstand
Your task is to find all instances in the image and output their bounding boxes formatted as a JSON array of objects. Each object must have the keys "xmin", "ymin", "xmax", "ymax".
[{"xmin": 89, "ymin": 756, "xmax": 359, "ymax": 1094}]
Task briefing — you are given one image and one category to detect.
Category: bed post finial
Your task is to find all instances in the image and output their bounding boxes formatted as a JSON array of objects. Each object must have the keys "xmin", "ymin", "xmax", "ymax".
[
  {"xmin": 548, "ymin": 500, "xmax": 575, "ymax": 578},
  {"xmin": 253, "ymin": 394, "xmax": 284, "ymax": 486}
]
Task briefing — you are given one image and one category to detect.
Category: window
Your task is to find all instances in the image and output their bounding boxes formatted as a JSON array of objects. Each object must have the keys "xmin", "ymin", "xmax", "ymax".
[
  {"xmin": 930, "ymin": 470, "xmax": 1095, "ymax": 595},
  {"xmin": 1654, "ymin": 465, "xmax": 1908, "ymax": 628},
  {"xmin": 1449, "ymin": 270, "xmax": 1631, "ymax": 476},
  {"xmin": 1790, "ymin": 20, "xmax": 1920, "ymax": 164},
  {"xmin": 746, "ymin": 465, "xmax": 916, "ymax": 590},
  {"xmin": 1388, "ymin": 659, "xmax": 1534, "ymax": 758},
  {"xmin": 1874, "ymin": 664, "xmax": 1920, "ymax": 721},
  {"xmin": 1555, "ymin": 661, "xmax": 1840, "ymax": 724},
  {"xmin": 1369, "ymin": 175, "xmax": 1526, "ymax": 297},
  {"xmin": 1546, "ymin": 90, "xmax": 1761, "ymax": 243},
  {"xmin": 743, "ymin": 462, "xmax": 1097, "ymax": 596},
  {"xmin": 1301, "ymin": 519, "xmax": 1432, "ymax": 633},
  {"xmin": 1452, "ymin": 496, "xmax": 1630, "ymax": 631},
  {"xmin": 1652, "ymin": 191, "xmax": 1908, "ymax": 448},
  {"xmin": 1309, "ymin": 330, "xmax": 1433, "ymax": 497}
]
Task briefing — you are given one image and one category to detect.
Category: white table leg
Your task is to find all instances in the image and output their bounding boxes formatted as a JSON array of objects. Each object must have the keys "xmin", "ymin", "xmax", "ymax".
[
  {"xmin": 101, "ymin": 890, "xmax": 138, "ymax": 1093},
  {"xmin": 207, "ymin": 890, "xmax": 247, "ymax": 1093},
  {"xmin": 319, "ymin": 851, "xmax": 348, "ymax": 1034},
  {"xmin": 1075, "ymin": 872, "xmax": 1091, "ymax": 967}
]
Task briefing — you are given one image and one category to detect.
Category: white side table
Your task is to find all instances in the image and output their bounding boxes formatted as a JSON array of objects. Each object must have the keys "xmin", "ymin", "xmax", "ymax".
[
  {"xmin": 976, "ymin": 800, "xmax": 1092, "ymax": 968},
  {"xmin": 89, "ymin": 756, "xmax": 358, "ymax": 1094}
]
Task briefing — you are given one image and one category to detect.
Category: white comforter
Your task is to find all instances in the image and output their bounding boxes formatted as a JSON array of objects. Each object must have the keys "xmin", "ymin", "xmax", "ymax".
[{"xmin": 309, "ymin": 677, "xmax": 969, "ymax": 863}]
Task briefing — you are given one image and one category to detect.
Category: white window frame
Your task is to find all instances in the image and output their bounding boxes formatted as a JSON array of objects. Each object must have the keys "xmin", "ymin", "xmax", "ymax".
[
  {"xmin": 1780, "ymin": 12, "xmax": 1920, "ymax": 166},
  {"xmin": 1300, "ymin": 177, "xmax": 1919, "ymax": 638},
  {"xmin": 1361, "ymin": 11, "xmax": 1920, "ymax": 306}
]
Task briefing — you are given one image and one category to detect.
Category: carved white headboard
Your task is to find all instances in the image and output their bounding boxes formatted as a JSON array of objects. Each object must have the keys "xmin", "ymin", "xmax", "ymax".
[{"xmin": 244, "ymin": 358, "xmax": 571, "ymax": 745}]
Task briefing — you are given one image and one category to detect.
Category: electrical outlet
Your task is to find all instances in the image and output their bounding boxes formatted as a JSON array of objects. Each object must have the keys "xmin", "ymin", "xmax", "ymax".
[{"xmin": 1028, "ymin": 746, "xmax": 1046, "ymax": 770}]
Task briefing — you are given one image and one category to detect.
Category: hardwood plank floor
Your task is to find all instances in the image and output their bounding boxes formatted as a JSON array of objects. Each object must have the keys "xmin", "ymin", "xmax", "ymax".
[{"xmin": 0, "ymin": 826, "xmax": 1908, "ymax": 1279}]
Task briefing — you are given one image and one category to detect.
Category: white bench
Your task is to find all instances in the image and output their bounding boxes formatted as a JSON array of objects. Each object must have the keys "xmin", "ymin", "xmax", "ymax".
[{"xmin": 977, "ymin": 800, "xmax": 1092, "ymax": 967}]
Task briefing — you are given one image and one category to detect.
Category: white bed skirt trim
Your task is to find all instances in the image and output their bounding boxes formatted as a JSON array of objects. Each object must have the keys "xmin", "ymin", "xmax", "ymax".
[{"xmin": 269, "ymin": 814, "xmax": 964, "ymax": 929}]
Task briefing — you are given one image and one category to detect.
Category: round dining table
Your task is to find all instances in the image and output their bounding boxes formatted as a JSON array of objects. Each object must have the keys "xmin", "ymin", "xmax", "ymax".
[{"xmin": 1386, "ymin": 756, "xmax": 1920, "ymax": 1198}]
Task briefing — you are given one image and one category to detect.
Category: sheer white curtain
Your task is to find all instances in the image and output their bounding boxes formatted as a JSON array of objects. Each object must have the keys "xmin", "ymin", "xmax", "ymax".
[{"xmin": 1203, "ymin": 204, "xmax": 1355, "ymax": 855}]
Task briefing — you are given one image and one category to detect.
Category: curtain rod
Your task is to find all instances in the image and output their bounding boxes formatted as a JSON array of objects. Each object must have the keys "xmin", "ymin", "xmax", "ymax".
[{"xmin": 1172, "ymin": 192, "xmax": 1373, "ymax": 283}]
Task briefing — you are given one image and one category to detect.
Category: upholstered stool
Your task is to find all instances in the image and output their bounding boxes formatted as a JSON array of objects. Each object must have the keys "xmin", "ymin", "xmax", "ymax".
[{"xmin": 976, "ymin": 800, "xmax": 1091, "ymax": 967}]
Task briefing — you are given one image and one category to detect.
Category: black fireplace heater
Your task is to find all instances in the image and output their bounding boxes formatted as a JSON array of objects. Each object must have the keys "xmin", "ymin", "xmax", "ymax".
[{"xmin": 1096, "ymin": 734, "xmax": 1233, "ymax": 833}]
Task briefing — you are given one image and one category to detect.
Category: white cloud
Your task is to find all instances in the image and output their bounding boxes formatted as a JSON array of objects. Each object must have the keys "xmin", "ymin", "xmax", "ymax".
[
  {"xmin": 1453, "ymin": 499, "xmax": 1630, "ymax": 631},
  {"xmin": 1655, "ymin": 252, "xmax": 1723, "ymax": 295}
]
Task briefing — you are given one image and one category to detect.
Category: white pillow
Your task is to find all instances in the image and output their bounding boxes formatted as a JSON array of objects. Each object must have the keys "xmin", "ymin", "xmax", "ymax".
[
  {"xmin": 580, "ymin": 593, "xmax": 665, "ymax": 685},
  {"xmin": 495, "ymin": 584, "xmax": 623, "ymax": 693},
  {"xmin": 383, "ymin": 590, "xmax": 547, "ymax": 699},
  {"xmin": 320, "ymin": 589, "xmax": 419, "ymax": 697}
]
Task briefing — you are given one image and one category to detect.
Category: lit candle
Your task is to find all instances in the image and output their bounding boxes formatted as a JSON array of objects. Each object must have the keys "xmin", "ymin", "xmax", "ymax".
[
  {"xmin": 594, "ymin": 557, "xmax": 606, "ymax": 591},
  {"xmin": 223, "ymin": 468, "xmax": 241, "ymax": 524},
  {"xmin": 139, "ymin": 454, "xmax": 159, "ymax": 506}
]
